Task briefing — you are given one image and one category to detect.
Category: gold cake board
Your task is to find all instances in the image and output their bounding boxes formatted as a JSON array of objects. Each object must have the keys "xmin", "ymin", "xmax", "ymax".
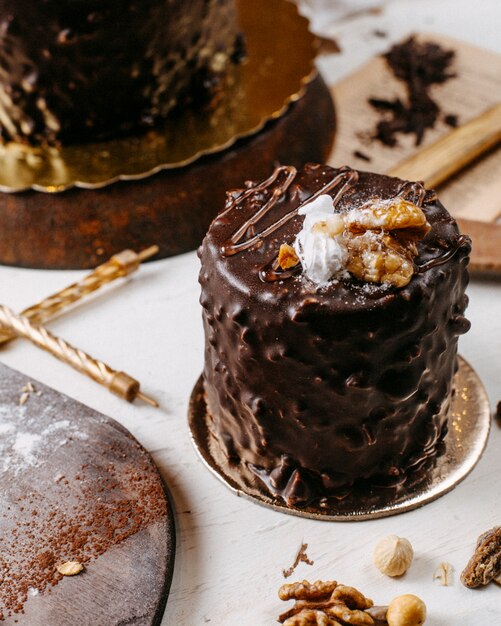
[{"xmin": 188, "ymin": 357, "xmax": 490, "ymax": 521}]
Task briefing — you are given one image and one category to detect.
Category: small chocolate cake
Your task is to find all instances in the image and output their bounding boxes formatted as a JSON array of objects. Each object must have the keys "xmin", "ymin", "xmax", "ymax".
[
  {"xmin": 0, "ymin": 0, "xmax": 241, "ymax": 145},
  {"xmin": 199, "ymin": 163, "xmax": 471, "ymax": 507}
]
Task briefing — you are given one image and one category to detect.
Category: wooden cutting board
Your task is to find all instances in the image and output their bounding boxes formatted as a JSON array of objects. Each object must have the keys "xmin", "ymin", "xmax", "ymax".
[
  {"xmin": 0, "ymin": 363, "xmax": 175, "ymax": 626},
  {"xmin": 328, "ymin": 33, "xmax": 501, "ymax": 273}
]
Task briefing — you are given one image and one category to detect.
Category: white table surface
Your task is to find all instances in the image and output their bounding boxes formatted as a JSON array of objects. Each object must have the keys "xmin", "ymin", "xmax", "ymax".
[{"xmin": 1, "ymin": 0, "xmax": 500, "ymax": 624}]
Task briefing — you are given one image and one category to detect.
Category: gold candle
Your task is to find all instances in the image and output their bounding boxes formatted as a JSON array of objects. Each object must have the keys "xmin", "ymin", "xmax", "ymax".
[
  {"xmin": 0, "ymin": 245, "xmax": 158, "ymax": 345},
  {"xmin": 0, "ymin": 304, "xmax": 158, "ymax": 406}
]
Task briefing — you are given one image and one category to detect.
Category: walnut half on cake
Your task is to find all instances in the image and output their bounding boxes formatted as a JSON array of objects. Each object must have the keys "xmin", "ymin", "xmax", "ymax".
[{"xmin": 198, "ymin": 164, "xmax": 471, "ymax": 507}]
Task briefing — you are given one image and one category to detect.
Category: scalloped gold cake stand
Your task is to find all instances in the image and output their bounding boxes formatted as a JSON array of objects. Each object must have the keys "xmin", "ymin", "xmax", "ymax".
[
  {"xmin": 0, "ymin": 0, "xmax": 336, "ymax": 269},
  {"xmin": 188, "ymin": 357, "xmax": 491, "ymax": 521}
]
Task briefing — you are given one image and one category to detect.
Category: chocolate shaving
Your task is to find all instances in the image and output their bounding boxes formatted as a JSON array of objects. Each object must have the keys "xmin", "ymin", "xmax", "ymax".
[
  {"xmin": 369, "ymin": 37, "xmax": 457, "ymax": 147},
  {"xmin": 317, "ymin": 35, "xmax": 342, "ymax": 55},
  {"xmin": 444, "ymin": 114, "xmax": 459, "ymax": 128},
  {"xmin": 283, "ymin": 543, "xmax": 314, "ymax": 578},
  {"xmin": 353, "ymin": 150, "xmax": 372, "ymax": 162},
  {"xmin": 494, "ymin": 401, "xmax": 501, "ymax": 427}
]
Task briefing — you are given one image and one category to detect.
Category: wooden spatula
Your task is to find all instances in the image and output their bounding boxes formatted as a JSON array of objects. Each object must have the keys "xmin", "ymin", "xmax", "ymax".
[{"xmin": 388, "ymin": 103, "xmax": 501, "ymax": 274}]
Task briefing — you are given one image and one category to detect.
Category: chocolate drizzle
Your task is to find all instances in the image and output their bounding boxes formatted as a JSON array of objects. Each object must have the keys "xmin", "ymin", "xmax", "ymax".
[
  {"xmin": 221, "ymin": 166, "xmax": 358, "ymax": 257},
  {"xmin": 416, "ymin": 234, "xmax": 470, "ymax": 273},
  {"xmin": 395, "ymin": 180, "xmax": 427, "ymax": 206},
  {"xmin": 220, "ymin": 166, "xmax": 298, "ymax": 255}
]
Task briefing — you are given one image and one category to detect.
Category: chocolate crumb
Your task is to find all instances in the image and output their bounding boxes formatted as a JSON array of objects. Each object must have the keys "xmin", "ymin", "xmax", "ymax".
[
  {"xmin": 373, "ymin": 29, "xmax": 387, "ymax": 38},
  {"xmin": 495, "ymin": 401, "xmax": 501, "ymax": 426},
  {"xmin": 368, "ymin": 36, "xmax": 457, "ymax": 147},
  {"xmin": 283, "ymin": 543, "xmax": 314, "ymax": 578},
  {"xmin": 353, "ymin": 150, "xmax": 372, "ymax": 162},
  {"xmin": 444, "ymin": 114, "xmax": 459, "ymax": 128},
  {"xmin": 317, "ymin": 35, "xmax": 342, "ymax": 55}
]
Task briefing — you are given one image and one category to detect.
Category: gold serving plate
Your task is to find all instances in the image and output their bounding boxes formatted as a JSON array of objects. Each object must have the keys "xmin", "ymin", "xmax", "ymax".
[
  {"xmin": 0, "ymin": 0, "xmax": 317, "ymax": 193},
  {"xmin": 189, "ymin": 357, "xmax": 491, "ymax": 521}
]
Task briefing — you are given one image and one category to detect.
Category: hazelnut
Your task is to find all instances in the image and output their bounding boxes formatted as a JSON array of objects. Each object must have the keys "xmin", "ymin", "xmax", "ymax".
[
  {"xmin": 373, "ymin": 535, "xmax": 414, "ymax": 577},
  {"xmin": 386, "ymin": 594, "xmax": 426, "ymax": 626}
]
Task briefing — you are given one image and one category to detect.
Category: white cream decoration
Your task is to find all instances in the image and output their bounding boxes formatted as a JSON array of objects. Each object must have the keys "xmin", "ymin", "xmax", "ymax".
[
  {"xmin": 293, "ymin": 194, "xmax": 426, "ymax": 288},
  {"xmin": 294, "ymin": 194, "xmax": 348, "ymax": 286}
]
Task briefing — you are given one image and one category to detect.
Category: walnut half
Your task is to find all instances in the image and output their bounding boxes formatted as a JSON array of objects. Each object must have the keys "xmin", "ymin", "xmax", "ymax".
[
  {"xmin": 344, "ymin": 232, "xmax": 415, "ymax": 288},
  {"xmin": 278, "ymin": 580, "xmax": 375, "ymax": 626},
  {"xmin": 342, "ymin": 198, "xmax": 429, "ymax": 288},
  {"xmin": 345, "ymin": 199, "xmax": 430, "ymax": 239}
]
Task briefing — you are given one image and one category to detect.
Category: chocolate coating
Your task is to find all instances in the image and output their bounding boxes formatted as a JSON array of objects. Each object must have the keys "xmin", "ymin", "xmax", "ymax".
[
  {"xmin": 199, "ymin": 164, "xmax": 471, "ymax": 506},
  {"xmin": 0, "ymin": 0, "xmax": 240, "ymax": 144}
]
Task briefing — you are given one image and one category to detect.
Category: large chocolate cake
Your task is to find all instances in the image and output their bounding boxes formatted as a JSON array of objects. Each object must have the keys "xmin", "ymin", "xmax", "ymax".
[
  {"xmin": 199, "ymin": 163, "xmax": 471, "ymax": 507},
  {"xmin": 0, "ymin": 0, "xmax": 241, "ymax": 145}
]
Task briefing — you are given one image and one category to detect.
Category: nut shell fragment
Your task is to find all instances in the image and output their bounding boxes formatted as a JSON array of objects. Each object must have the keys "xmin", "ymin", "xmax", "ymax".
[
  {"xmin": 433, "ymin": 562, "xmax": 453, "ymax": 586},
  {"xmin": 278, "ymin": 243, "xmax": 300, "ymax": 270},
  {"xmin": 56, "ymin": 561, "xmax": 84, "ymax": 576}
]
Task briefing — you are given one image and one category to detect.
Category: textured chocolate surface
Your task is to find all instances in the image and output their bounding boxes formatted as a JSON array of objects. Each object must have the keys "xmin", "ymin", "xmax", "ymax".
[
  {"xmin": 0, "ymin": 0, "xmax": 240, "ymax": 144},
  {"xmin": 199, "ymin": 164, "xmax": 471, "ymax": 506}
]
